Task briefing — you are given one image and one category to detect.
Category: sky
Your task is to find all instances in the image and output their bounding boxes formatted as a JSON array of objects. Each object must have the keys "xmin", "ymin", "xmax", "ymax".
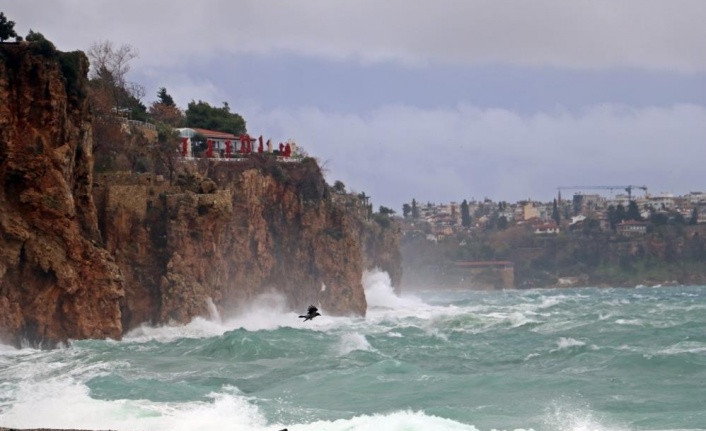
[{"xmin": 5, "ymin": 1, "xmax": 706, "ymax": 212}]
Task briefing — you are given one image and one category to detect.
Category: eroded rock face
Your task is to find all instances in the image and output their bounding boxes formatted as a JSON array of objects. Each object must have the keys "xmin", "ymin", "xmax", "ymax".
[
  {"xmin": 0, "ymin": 43, "xmax": 402, "ymax": 347},
  {"xmin": 0, "ymin": 44, "xmax": 123, "ymax": 347},
  {"xmin": 97, "ymin": 159, "xmax": 401, "ymax": 331}
]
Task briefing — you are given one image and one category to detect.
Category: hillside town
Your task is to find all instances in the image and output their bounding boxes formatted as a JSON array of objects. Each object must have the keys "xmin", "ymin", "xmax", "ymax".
[{"xmin": 400, "ymin": 187, "xmax": 706, "ymax": 241}]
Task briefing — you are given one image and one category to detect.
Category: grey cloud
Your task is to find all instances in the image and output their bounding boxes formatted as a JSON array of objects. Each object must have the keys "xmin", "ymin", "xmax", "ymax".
[{"xmin": 5, "ymin": 0, "xmax": 706, "ymax": 71}]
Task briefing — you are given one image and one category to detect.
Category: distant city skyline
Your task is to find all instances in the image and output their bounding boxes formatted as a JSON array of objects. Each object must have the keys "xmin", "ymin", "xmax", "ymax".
[{"xmin": 6, "ymin": 1, "xmax": 706, "ymax": 211}]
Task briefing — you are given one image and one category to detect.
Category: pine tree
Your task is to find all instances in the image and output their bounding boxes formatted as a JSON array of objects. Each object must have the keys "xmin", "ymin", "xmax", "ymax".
[
  {"xmin": 157, "ymin": 87, "xmax": 176, "ymax": 107},
  {"xmin": 461, "ymin": 199, "xmax": 472, "ymax": 227},
  {"xmin": 0, "ymin": 13, "xmax": 17, "ymax": 42},
  {"xmin": 626, "ymin": 200, "xmax": 642, "ymax": 221},
  {"xmin": 552, "ymin": 199, "xmax": 561, "ymax": 225},
  {"xmin": 411, "ymin": 198, "xmax": 420, "ymax": 219}
]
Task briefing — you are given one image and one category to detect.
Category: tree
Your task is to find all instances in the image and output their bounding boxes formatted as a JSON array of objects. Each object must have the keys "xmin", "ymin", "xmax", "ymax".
[
  {"xmin": 149, "ymin": 87, "xmax": 183, "ymax": 127},
  {"xmin": 626, "ymin": 200, "xmax": 642, "ymax": 221},
  {"xmin": 157, "ymin": 87, "xmax": 175, "ymax": 107},
  {"xmin": 402, "ymin": 203, "xmax": 411, "ymax": 218},
  {"xmin": 332, "ymin": 180, "xmax": 346, "ymax": 194},
  {"xmin": 461, "ymin": 199, "xmax": 472, "ymax": 227},
  {"xmin": 25, "ymin": 30, "xmax": 56, "ymax": 56},
  {"xmin": 411, "ymin": 198, "xmax": 420, "ymax": 219},
  {"xmin": 552, "ymin": 198, "xmax": 561, "ymax": 225},
  {"xmin": 154, "ymin": 123, "xmax": 181, "ymax": 184},
  {"xmin": 185, "ymin": 100, "xmax": 246, "ymax": 135},
  {"xmin": 379, "ymin": 206, "xmax": 395, "ymax": 216},
  {"xmin": 149, "ymin": 102, "xmax": 184, "ymax": 127},
  {"xmin": 86, "ymin": 40, "xmax": 145, "ymax": 119},
  {"xmin": 87, "ymin": 40, "xmax": 138, "ymax": 90},
  {"xmin": 607, "ymin": 204, "xmax": 627, "ymax": 231},
  {"xmin": 0, "ymin": 12, "xmax": 17, "ymax": 42}
]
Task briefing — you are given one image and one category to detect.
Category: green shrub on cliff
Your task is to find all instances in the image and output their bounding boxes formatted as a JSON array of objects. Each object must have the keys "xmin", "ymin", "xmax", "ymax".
[
  {"xmin": 185, "ymin": 100, "xmax": 246, "ymax": 136},
  {"xmin": 26, "ymin": 30, "xmax": 57, "ymax": 58},
  {"xmin": 58, "ymin": 51, "xmax": 87, "ymax": 102},
  {"xmin": 0, "ymin": 12, "xmax": 17, "ymax": 42},
  {"xmin": 373, "ymin": 213, "xmax": 391, "ymax": 228}
]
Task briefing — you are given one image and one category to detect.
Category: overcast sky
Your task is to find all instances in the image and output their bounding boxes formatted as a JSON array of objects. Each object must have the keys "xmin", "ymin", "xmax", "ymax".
[{"xmin": 6, "ymin": 1, "xmax": 706, "ymax": 211}]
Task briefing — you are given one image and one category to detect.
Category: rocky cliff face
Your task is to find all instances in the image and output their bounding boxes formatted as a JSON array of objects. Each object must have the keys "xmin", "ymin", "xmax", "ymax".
[
  {"xmin": 0, "ymin": 43, "xmax": 401, "ymax": 346},
  {"xmin": 96, "ymin": 158, "xmax": 401, "ymax": 331},
  {"xmin": 0, "ymin": 44, "xmax": 123, "ymax": 347}
]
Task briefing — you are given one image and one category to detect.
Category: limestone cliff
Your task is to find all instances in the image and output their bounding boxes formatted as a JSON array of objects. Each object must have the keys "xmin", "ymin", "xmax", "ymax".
[
  {"xmin": 95, "ymin": 157, "xmax": 402, "ymax": 331},
  {"xmin": 0, "ymin": 43, "xmax": 123, "ymax": 346},
  {"xmin": 0, "ymin": 42, "xmax": 401, "ymax": 346}
]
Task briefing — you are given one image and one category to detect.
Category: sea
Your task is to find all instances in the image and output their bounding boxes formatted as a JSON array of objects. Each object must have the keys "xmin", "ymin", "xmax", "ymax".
[{"xmin": 1, "ymin": 270, "xmax": 705, "ymax": 431}]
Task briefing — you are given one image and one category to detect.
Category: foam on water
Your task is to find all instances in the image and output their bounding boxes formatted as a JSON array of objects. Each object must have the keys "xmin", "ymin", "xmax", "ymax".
[
  {"xmin": 123, "ymin": 290, "xmax": 359, "ymax": 343},
  {"xmin": 555, "ymin": 337, "xmax": 587, "ymax": 350},
  {"xmin": 335, "ymin": 332, "xmax": 374, "ymax": 356},
  {"xmin": 2, "ymin": 279, "xmax": 705, "ymax": 431},
  {"xmin": 0, "ymin": 379, "xmax": 272, "ymax": 431},
  {"xmin": 542, "ymin": 399, "xmax": 629, "ymax": 431},
  {"xmin": 0, "ymin": 376, "xmax": 505, "ymax": 431}
]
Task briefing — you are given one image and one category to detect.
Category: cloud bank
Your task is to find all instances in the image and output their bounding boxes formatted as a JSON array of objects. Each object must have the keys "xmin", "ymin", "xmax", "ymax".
[{"xmin": 7, "ymin": 1, "xmax": 706, "ymax": 71}]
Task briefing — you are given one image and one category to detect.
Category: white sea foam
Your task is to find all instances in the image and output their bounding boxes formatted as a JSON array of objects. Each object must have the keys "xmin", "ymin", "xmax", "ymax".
[
  {"xmin": 657, "ymin": 341, "xmax": 706, "ymax": 355},
  {"xmin": 288, "ymin": 410, "xmax": 483, "ymax": 431},
  {"xmin": 0, "ymin": 379, "xmax": 271, "ymax": 431},
  {"xmin": 123, "ymin": 290, "xmax": 352, "ymax": 343},
  {"xmin": 335, "ymin": 332, "xmax": 373, "ymax": 355},
  {"xmin": 543, "ymin": 399, "xmax": 630, "ymax": 431},
  {"xmin": 0, "ymin": 378, "xmax": 494, "ymax": 431},
  {"xmin": 485, "ymin": 311, "xmax": 535, "ymax": 328},
  {"xmin": 363, "ymin": 269, "xmax": 423, "ymax": 310},
  {"xmin": 615, "ymin": 318, "xmax": 643, "ymax": 326},
  {"xmin": 205, "ymin": 297, "xmax": 223, "ymax": 324},
  {"xmin": 555, "ymin": 337, "xmax": 586, "ymax": 350},
  {"xmin": 123, "ymin": 269, "xmax": 469, "ymax": 344}
]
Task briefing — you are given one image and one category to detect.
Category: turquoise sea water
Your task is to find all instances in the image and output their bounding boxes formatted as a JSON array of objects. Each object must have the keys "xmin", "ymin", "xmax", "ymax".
[{"xmin": 1, "ymin": 271, "xmax": 706, "ymax": 431}]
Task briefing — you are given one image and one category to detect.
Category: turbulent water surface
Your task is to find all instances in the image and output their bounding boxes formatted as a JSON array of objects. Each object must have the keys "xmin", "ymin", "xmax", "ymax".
[{"xmin": 1, "ymin": 272, "xmax": 705, "ymax": 431}]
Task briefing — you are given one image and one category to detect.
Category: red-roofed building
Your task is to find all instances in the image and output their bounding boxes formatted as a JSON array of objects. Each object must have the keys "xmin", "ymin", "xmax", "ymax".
[
  {"xmin": 616, "ymin": 220, "xmax": 648, "ymax": 236},
  {"xmin": 176, "ymin": 127, "xmax": 242, "ymax": 156}
]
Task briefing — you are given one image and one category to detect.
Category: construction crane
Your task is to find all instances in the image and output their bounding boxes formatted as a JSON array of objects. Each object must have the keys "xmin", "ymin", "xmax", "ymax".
[{"xmin": 557, "ymin": 185, "xmax": 648, "ymax": 202}]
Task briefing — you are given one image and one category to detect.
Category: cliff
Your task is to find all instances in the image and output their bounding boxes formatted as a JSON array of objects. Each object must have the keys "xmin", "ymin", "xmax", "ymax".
[
  {"xmin": 95, "ymin": 158, "xmax": 401, "ymax": 331},
  {"xmin": 0, "ymin": 43, "xmax": 123, "ymax": 346},
  {"xmin": 0, "ymin": 43, "xmax": 401, "ymax": 346}
]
